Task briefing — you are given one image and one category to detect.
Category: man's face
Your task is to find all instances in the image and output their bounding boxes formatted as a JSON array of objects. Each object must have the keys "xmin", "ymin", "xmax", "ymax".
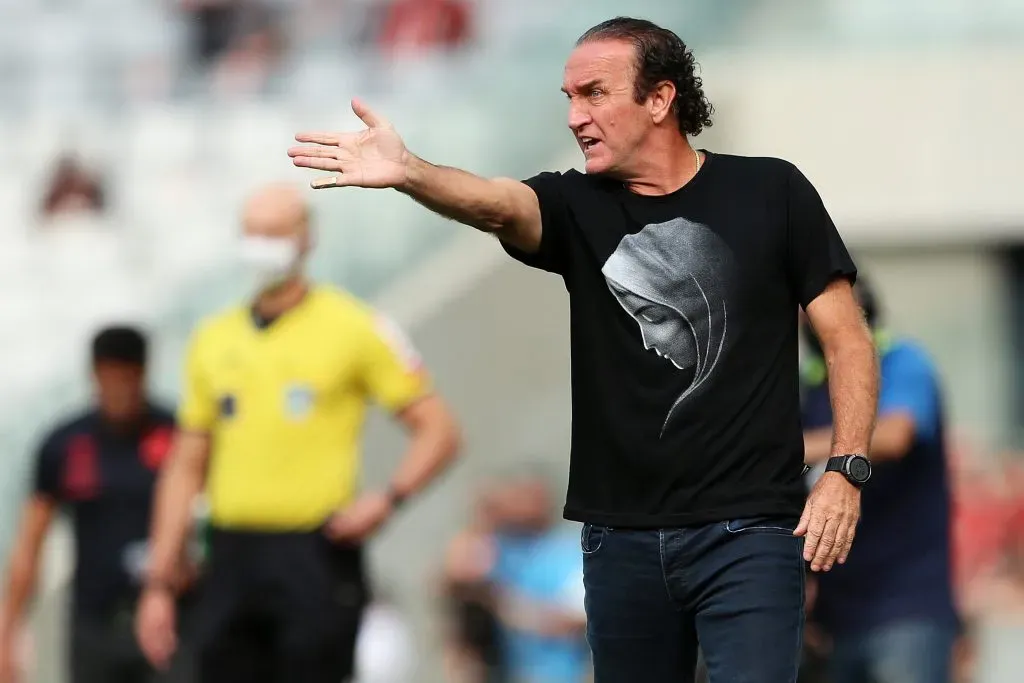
[
  {"xmin": 93, "ymin": 360, "xmax": 145, "ymax": 423},
  {"xmin": 240, "ymin": 185, "xmax": 311, "ymax": 293},
  {"xmin": 563, "ymin": 39, "xmax": 652, "ymax": 177},
  {"xmin": 492, "ymin": 479, "xmax": 552, "ymax": 533}
]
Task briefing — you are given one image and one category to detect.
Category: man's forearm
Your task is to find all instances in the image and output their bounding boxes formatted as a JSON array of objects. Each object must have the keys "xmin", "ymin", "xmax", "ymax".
[
  {"xmin": 0, "ymin": 498, "xmax": 54, "ymax": 642},
  {"xmin": 825, "ymin": 334, "xmax": 879, "ymax": 456},
  {"xmin": 0, "ymin": 562, "xmax": 36, "ymax": 642},
  {"xmin": 147, "ymin": 442, "xmax": 206, "ymax": 587},
  {"xmin": 389, "ymin": 404, "xmax": 460, "ymax": 500},
  {"xmin": 805, "ymin": 412, "xmax": 915, "ymax": 464},
  {"xmin": 399, "ymin": 156, "xmax": 521, "ymax": 234}
]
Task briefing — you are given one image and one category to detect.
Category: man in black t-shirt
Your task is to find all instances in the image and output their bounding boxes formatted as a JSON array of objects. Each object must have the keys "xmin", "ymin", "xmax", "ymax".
[
  {"xmin": 0, "ymin": 327, "xmax": 190, "ymax": 683},
  {"xmin": 289, "ymin": 16, "xmax": 879, "ymax": 683}
]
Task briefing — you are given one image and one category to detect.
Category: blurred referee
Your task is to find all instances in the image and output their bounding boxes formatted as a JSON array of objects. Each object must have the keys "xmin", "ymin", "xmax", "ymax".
[{"xmin": 134, "ymin": 183, "xmax": 462, "ymax": 683}]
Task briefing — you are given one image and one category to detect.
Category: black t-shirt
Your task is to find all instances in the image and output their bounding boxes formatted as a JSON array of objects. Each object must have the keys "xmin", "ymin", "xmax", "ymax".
[
  {"xmin": 503, "ymin": 151, "xmax": 856, "ymax": 528},
  {"xmin": 33, "ymin": 405, "xmax": 176, "ymax": 617}
]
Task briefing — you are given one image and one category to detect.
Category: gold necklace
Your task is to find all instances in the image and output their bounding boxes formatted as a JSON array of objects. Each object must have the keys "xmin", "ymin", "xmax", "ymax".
[{"xmin": 694, "ymin": 148, "xmax": 702, "ymax": 174}]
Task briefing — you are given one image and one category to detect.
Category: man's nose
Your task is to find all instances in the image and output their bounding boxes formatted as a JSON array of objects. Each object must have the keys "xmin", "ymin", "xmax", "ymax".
[{"xmin": 567, "ymin": 102, "xmax": 591, "ymax": 131}]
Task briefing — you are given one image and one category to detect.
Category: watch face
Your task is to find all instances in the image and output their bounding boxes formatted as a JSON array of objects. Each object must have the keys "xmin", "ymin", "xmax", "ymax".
[{"xmin": 848, "ymin": 457, "xmax": 871, "ymax": 482}]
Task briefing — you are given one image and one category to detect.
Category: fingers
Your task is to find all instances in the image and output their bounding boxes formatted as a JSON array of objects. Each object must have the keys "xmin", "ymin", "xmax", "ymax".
[
  {"xmin": 287, "ymin": 145, "xmax": 339, "ymax": 159},
  {"xmin": 794, "ymin": 505, "xmax": 811, "ymax": 537},
  {"xmin": 810, "ymin": 517, "xmax": 838, "ymax": 572},
  {"xmin": 802, "ymin": 512, "xmax": 824, "ymax": 564},
  {"xmin": 294, "ymin": 132, "xmax": 340, "ymax": 145},
  {"xmin": 312, "ymin": 177, "xmax": 339, "ymax": 190},
  {"xmin": 138, "ymin": 624, "xmax": 176, "ymax": 670},
  {"xmin": 291, "ymin": 156, "xmax": 343, "ymax": 172},
  {"xmin": 837, "ymin": 520, "xmax": 857, "ymax": 564},
  {"xmin": 352, "ymin": 97, "xmax": 391, "ymax": 129}
]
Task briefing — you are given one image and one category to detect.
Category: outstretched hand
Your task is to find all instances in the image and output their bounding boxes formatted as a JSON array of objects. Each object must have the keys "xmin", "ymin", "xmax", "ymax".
[
  {"xmin": 288, "ymin": 99, "xmax": 409, "ymax": 190},
  {"xmin": 794, "ymin": 472, "xmax": 861, "ymax": 572}
]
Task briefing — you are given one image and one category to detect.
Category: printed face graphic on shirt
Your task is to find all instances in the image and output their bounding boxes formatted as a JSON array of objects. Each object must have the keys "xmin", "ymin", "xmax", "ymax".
[{"xmin": 602, "ymin": 217, "xmax": 736, "ymax": 435}]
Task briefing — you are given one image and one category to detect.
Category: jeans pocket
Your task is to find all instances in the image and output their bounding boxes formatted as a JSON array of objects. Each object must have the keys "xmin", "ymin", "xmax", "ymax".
[
  {"xmin": 724, "ymin": 516, "xmax": 800, "ymax": 535},
  {"xmin": 581, "ymin": 523, "xmax": 608, "ymax": 554}
]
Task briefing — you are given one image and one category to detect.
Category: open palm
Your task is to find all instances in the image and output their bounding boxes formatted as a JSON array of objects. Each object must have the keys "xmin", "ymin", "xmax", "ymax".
[{"xmin": 289, "ymin": 99, "xmax": 409, "ymax": 189}]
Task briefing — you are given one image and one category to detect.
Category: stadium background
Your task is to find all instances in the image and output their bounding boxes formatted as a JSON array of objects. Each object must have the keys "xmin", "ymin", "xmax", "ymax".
[{"xmin": 0, "ymin": 0, "xmax": 1022, "ymax": 681}]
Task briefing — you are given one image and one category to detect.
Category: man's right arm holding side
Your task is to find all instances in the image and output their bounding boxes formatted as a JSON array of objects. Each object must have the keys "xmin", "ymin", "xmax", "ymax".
[{"xmin": 289, "ymin": 99, "xmax": 548, "ymax": 255}]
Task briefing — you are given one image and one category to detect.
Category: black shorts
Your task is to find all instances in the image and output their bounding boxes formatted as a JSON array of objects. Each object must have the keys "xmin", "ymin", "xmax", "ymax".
[{"xmin": 193, "ymin": 528, "xmax": 368, "ymax": 683}]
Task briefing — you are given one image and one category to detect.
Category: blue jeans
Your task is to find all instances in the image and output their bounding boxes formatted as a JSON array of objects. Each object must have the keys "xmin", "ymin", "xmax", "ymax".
[
  {"xmin": 828, "ymin": 620, "xmax": 957, "ymax": 683},
  {"xmin": 582, "ymin": 517, "xmax": 806, "ymax": 683}
]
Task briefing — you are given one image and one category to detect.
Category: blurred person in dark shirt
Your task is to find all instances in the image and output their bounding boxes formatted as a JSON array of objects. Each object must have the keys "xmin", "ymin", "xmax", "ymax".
[
  {"xmin": 0, "ymin": 326, "xmax": 189, "ymax": 683},
  {"xmin": 801, "ymin": 276, "xmax": 959, "ymax": 683},
  {"xmin": 39, "ymin": 154, "xmax": 106, "ymax": 221}
]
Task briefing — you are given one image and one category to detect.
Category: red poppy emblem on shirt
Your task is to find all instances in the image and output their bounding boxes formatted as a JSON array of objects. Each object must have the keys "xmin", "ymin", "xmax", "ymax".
[{"xmin": 140, "ymin": 426, "xmax": 174, "ymax": 470}]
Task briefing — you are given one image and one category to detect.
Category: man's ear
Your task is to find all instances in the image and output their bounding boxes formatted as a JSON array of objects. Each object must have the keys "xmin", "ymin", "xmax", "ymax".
[{"xmin": 649, "ymin": 80, "xmax": 677, "ymax": 125}]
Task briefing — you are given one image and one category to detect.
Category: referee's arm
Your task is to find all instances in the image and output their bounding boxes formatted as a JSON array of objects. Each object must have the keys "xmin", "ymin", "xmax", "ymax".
[
  {"xmin": 387, "ymin": 393, "xmax": 461, "ymax": 503},
  {"xmin": 366, "ymin": 313, "xmax": 461, "ymax": 504},
  {"xmin": 146, "ymin": 430, "xmax": 209, "ymax": 590},
  {"xmin": 327, "ymin": 314, "xmax": 461, "ymax": 541},
  {"xmin": 146, "ymin": 330, "xmax": 215, "ymax": 592}
]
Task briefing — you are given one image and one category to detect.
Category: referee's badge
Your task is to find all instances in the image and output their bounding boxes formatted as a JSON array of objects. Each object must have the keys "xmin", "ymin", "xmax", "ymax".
[{"xmin": 284, "ymin": 383, "xmax": 316, "ymax": 419}]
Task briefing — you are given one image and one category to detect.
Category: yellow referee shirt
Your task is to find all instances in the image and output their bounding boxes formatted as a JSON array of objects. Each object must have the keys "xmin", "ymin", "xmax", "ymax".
[{"xmin": 178, "ymin": 286, "xmax": 430, "ymax": 530}]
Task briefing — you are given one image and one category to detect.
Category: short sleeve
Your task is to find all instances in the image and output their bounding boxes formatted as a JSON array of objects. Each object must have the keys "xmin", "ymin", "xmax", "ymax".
[
  {"xmin": 785, "ymin": 165, "xmax": 857, "ymax": 309},
  {"xmin": 33, "ymin": 432, "xmax": 63, "ymax": 499},
  {"xmin": 177, "ymin": 329, "xmax": 217, "ymax": 433},
  {"xmin": 879, "ymin": 345, "xmax": 941, "ymax": 442},
  {"xmin": 500, "ymin": 171, "xmax": 573, "ymax": 275},
  {"xmin": 360, "ymin": 312, "xmax": 432, "ymax": 413}
]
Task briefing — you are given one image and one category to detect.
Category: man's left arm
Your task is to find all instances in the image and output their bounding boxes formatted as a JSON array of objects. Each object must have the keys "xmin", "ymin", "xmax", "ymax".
[
  {"xmin": 783, "ymin": 164, "xmax": 878, "ymax": 573},
  {"xmin": 326, "ymin": 312, "xmax": 461, "ymax": 542},
  {"xmin": 798, "ymin": 279, "xmax": 879, "ymax": 571}
]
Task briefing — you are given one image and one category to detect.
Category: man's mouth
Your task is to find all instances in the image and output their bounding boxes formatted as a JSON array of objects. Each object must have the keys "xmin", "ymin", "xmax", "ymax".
[{"xmin": 579, "ymin": 137, "xmax": 600, "ymax": 153}]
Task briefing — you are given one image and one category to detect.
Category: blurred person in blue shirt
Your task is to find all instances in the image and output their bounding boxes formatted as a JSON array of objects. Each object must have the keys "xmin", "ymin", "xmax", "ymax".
[
  {"xmin": 443, "ymin": 470, "xmax": 589, "ymax": 683},
  {"xmin": 800, "ymin": 276, "xmax": 959, "ymax": 683}
]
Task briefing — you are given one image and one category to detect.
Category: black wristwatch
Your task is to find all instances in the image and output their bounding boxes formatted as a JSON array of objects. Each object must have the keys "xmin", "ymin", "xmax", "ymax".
[
  {"xmin": 386, "ymin": 485, "xmax": 408, "ymax": 510},
  {"xmin": 825, "ymin": 454, "xmax": 872, "ymax": 487}
]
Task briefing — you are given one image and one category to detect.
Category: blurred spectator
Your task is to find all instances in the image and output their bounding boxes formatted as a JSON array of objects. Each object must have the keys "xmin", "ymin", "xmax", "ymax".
[
  {"xmin": 801, "ymin": 276, "xmax": 960, "ymax": 683},
  {"xmin": 0, "ymin": 326, "xmax": 190, "ymax": 683},
  {"xmin": 209, "ymin": 7, "xmax": 287, "ymax": 99},
  {"xmin": 38, "ymin": 155, "xmax": 106, "ymax": 223},
  {"xmin": 443, "ymin": 470, "xmax": 589, "ymax": 683},
  {"xmin": 182, "ymin": 0, "xmax": 245, "ymax": 68},
  {"xmin": 442, "ymin": 490, "xmax": 504, "ymax": 683},
  {"xmin": 179, "ymin": 0, "xmax": 286, "ymax": 97},
  {"xmin": 378, "ymin": 0, "xmax": 472, "ymax": 57}
]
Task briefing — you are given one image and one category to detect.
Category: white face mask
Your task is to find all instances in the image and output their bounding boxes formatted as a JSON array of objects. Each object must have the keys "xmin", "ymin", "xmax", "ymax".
[{"xmin": 240, "ymin": 236, "xmax": 301, "ymax": 292}]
